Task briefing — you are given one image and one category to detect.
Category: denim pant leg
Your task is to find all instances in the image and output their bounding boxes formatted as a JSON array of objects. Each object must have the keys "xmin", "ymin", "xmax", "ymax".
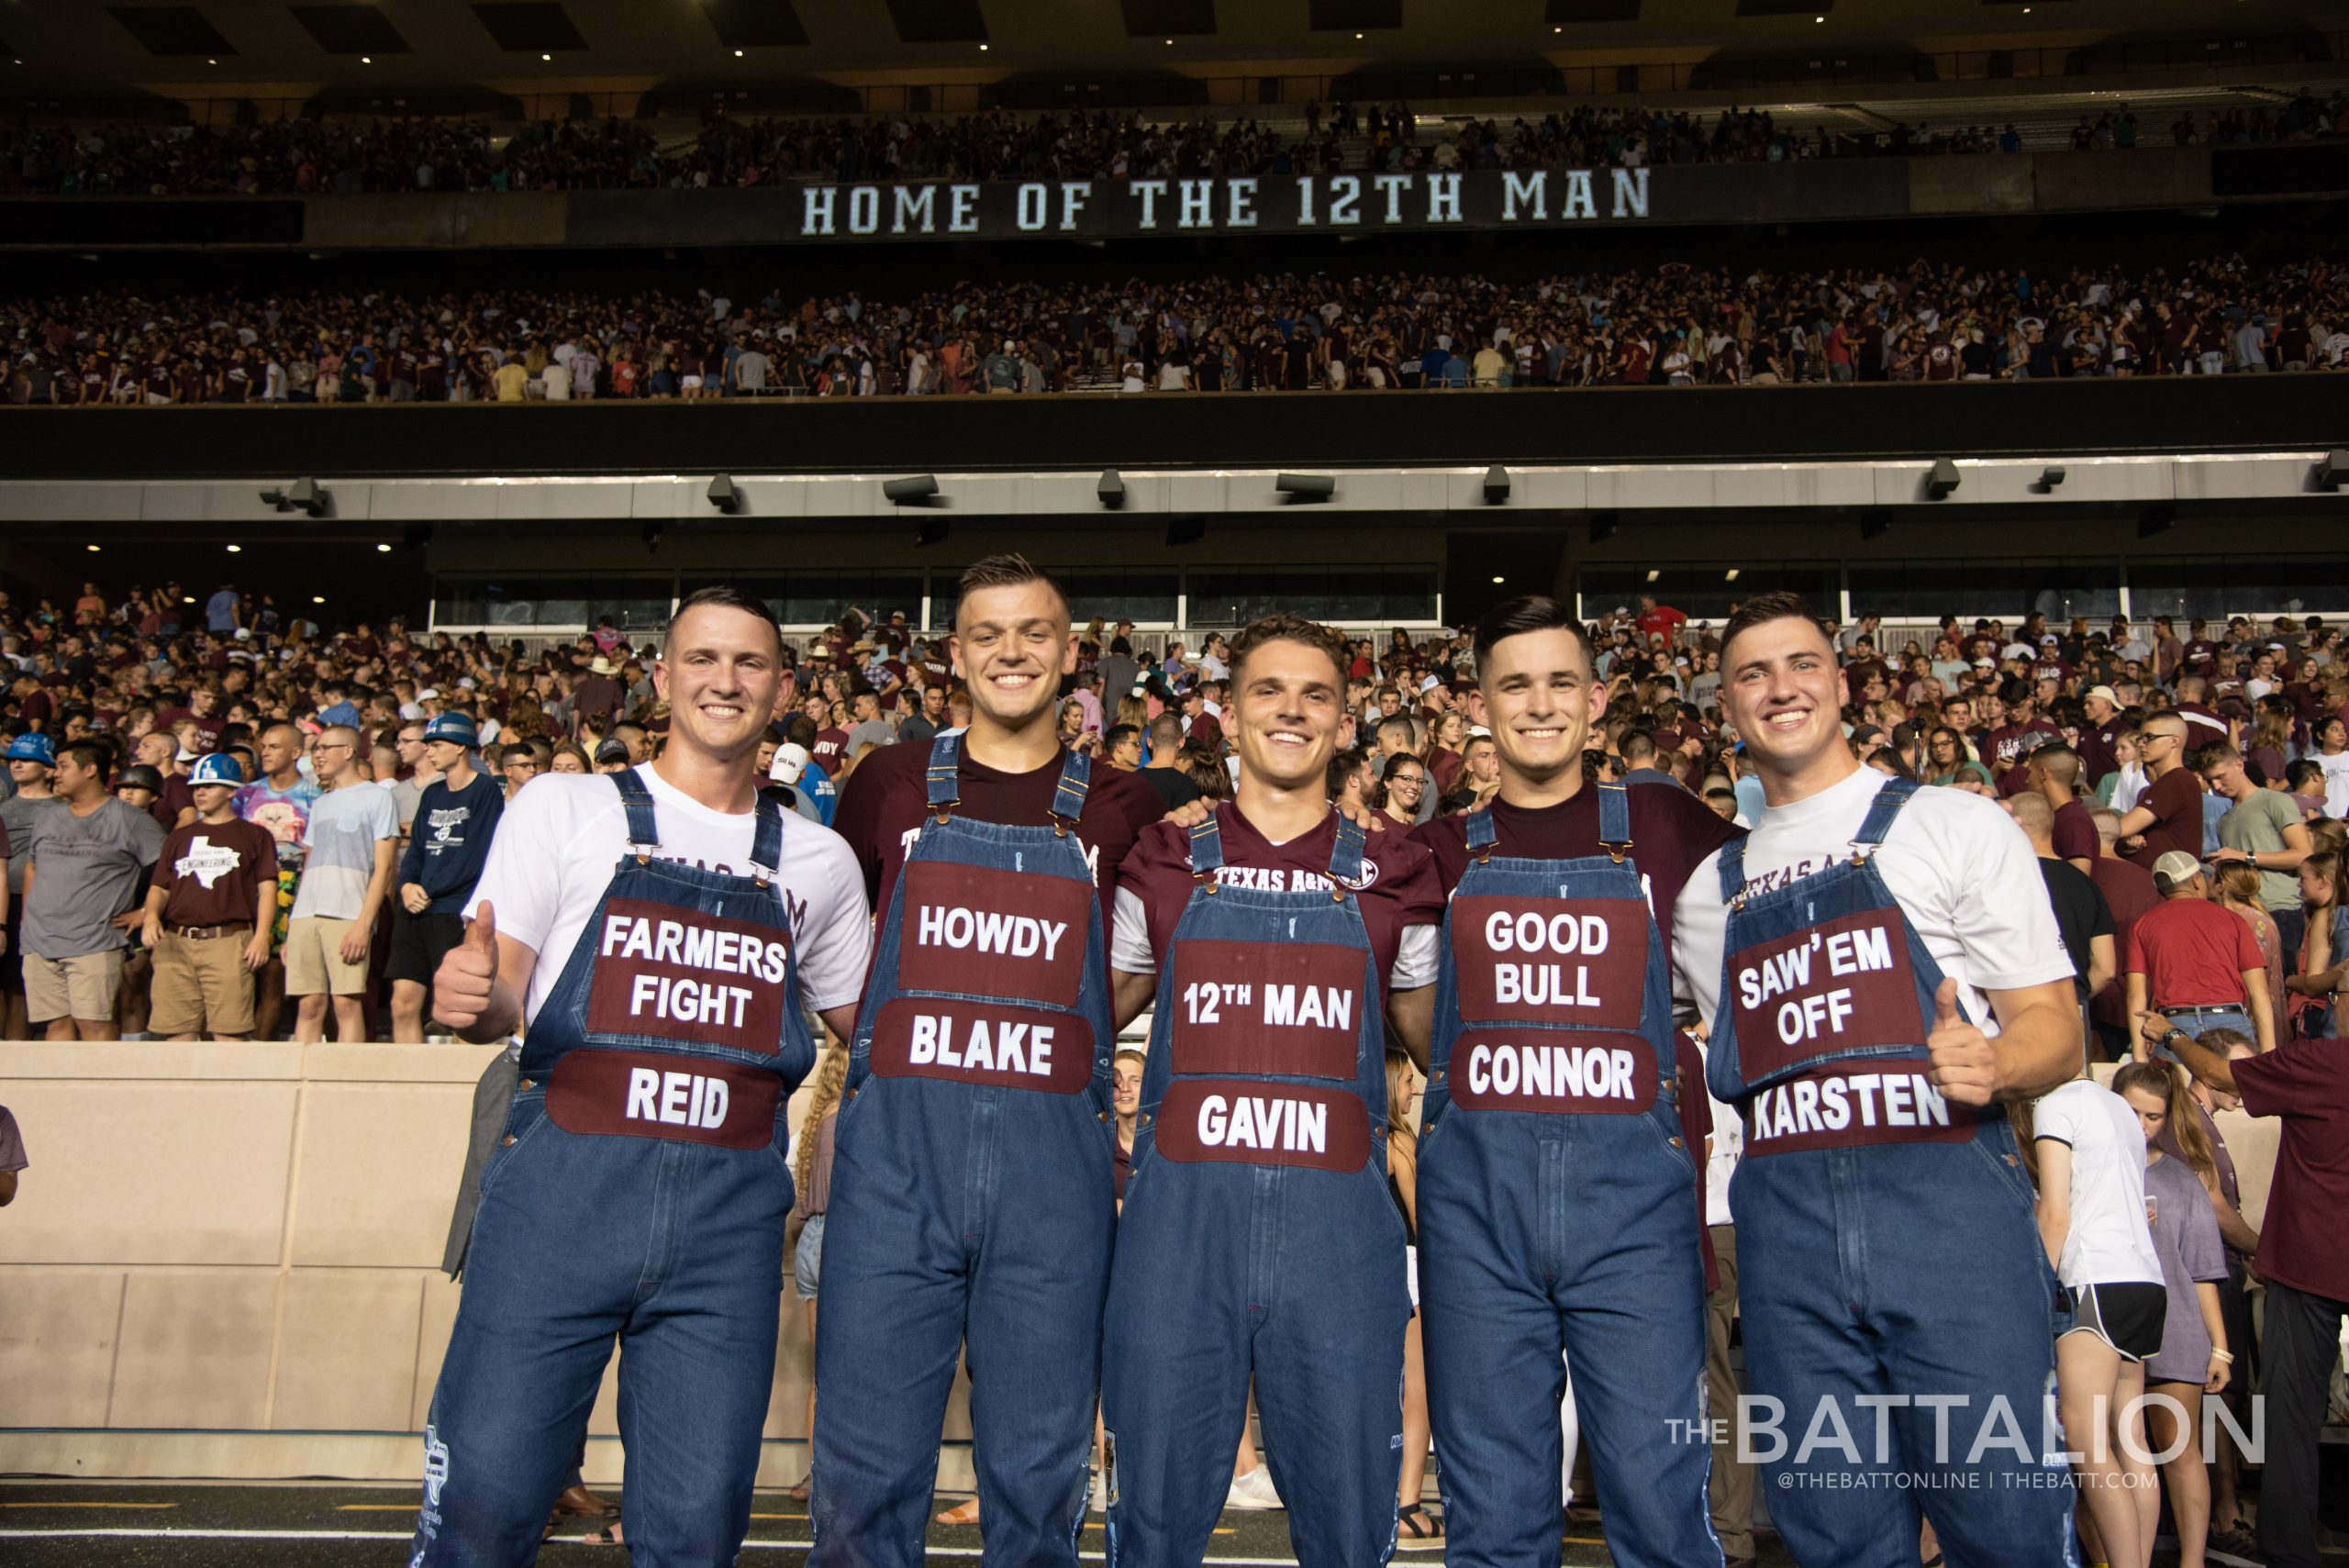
[
  {"xmin": 809, "ymin": 1110, "xmax": 974, "ymax": 1568},
  {"xmin": 410, "ymin": 1120, "xmax": 635, "ymax": 1567},
  {"xmin": 1102, "ymin": 1173, "xmax": 1257, "ymax": 1568},
  {"xmin": 2258, "ymin": 1282, "xmax": 2349, "ymax": 1568},
  {"xmin": 1420, "ymin": 1151, "xmax": 1575, "ymax": 1568},
  {"xmin": 611, "ymin": 1150, "xmax": 792, "ymax": 1567}
]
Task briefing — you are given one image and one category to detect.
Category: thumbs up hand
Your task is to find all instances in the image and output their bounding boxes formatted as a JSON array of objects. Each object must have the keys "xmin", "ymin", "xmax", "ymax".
[
  {"xmin": 434, "ymin": 900, "xmax": 504, "ymax": 1035},
  {"xmin": 1925, "ymin": 977, "xmax": 1998, "ymax": 1107}
]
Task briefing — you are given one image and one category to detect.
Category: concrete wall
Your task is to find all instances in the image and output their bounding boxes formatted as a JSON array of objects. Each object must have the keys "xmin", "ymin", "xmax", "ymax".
[
  {"xmin": 0, "ymin": 1041, "xmax": 964, "ymax": 1485},
  {"xmin": 0, "ymin": 1041, "xmax": 2281, "ymax": 1481}
]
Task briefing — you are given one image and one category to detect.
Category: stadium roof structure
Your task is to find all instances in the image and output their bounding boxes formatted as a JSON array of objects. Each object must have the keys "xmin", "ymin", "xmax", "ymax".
[{"xmin": 1, "ymin": 0, "xmax": 2336, "ymax": 95}]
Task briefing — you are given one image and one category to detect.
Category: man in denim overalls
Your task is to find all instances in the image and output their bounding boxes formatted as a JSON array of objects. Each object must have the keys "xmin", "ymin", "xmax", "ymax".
[
  {"xmin": 411, "ymin": 587, "xmax": 872, "ymax": 1567},
  {"xmin": 816, "ymin": 556, "xmax": 1163, "ymax": 1568},
  {"xmin": 1411, "ymin": 598, "xmax": 1736, "ymax": 1568},
  {"xmin": 1102, "ymin": 614, "xmax": 1442, "ymax": 1568},
  {"xmin": 1675, "ymin": 593, "xmax": 2085, "ymax": 1567}
]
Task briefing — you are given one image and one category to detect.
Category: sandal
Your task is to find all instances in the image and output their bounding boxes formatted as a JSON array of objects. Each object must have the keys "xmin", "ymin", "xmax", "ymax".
[
  {"xmin": 1396, "ymin": 1503, "xmax": 1445, "ymax": 1550},
  {"xmin": 786, "ymin": 1478, "xmax": 810, "ymax": 1501},
  {"xmin": 935, "ymin": 1497, "xmax": 981, "ymax": 1527},
  {"xmin": 585, "ymin": 1520, "xmax": 624, "ymax": 1547}
]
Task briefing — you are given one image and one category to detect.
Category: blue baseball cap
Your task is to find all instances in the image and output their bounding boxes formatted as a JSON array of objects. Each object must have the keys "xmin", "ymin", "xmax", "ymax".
[
  {"xmin": 423, "ymin": 713, "xmax": 479, "ymax": 749},
  {"xmin": 189, "ymin": 752, "xmax": 245, "ymax": 786},
  {"xmin": 5, "ymin": 733, "xmax": 54, "ymax": 765}
]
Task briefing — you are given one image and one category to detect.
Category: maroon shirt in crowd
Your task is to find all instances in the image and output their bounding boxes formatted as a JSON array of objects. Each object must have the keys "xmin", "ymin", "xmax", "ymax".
[
  {"xmin": 150, "ymin": 816, "xmax": 279, "ymax": 929},
  {"xmin": 2232, "ymin": 1041, "xmax": 2349, "ymax": 1303},
  {"xmin": 832, "ymin": 737, "xmax": 1165, "ymax": 945},
  {"xmin": 2126, "ymin": 768, "xmax": 2204, "ymax": 870}
]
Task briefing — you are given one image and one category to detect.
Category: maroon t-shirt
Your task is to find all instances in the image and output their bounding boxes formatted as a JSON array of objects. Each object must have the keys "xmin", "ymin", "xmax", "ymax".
[
  {"xmin": 2051, "ymin": 799, "xmax": 2099, "ymax": 863},
  {"xmin": 2126, "ymin": 768, "xmax": 2205, "ymax": 869},
  {"xmin": 811, "ymin": 727, "xmax": 851, "ymax": 768},
  {"xmin": 2232, "ymin": 1040, "xmax": 2349, "ymax": 1302},
  {"xmin": 150, "ymin": 816, "xmax": 279, "ymax": 929},
  {"xmin": 2125, "ymin": 897, "xmax": 2266, "ymax": 1007},
  {"xmin": 1118, "ymin": 804, "xmax": 1442, "ymax": 1005},
  {"xmin": 1410, "ymin": 786, "xmax": 1741, "ymax": 965},
  {"xmin": 833, "ymin": 736, "xmax": 1165, "ymax": 937}
]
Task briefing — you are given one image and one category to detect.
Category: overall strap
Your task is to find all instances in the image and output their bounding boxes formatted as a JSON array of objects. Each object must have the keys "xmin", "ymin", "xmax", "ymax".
[
  {"xmin": 748, "ymin": 790, "xmax": 784, "ymax": 883},
  {"xmin": 1188, "ymin": 809, "xmax": 1226, "ymax": 889},
  {"xmin": 1464, "ymin": 803, "xmax": 1499, "ymax": 860},
  {"xmin": 1717, "ymin": 832, "xmax": 1748, "ymax": 901},
  {"xmin": 1050, "ymin": 747, "xmax": 1092, "ymax": 836},
  {"xmin": 1326, "ymin": 813, "xmax": 1368, "ymax": 899},
  {"xmin": 612, "ymin": 766, "xmax": 661, "ymax": 855},
  {"xmin": 1598, "ymin": 780, "xmax": 1632, "ymax": 861},
  {"xmin": 924, "ymin": 731, "xmax": 962, "ymax": 820},
  {"xmin": 1851, "ymin": 775, "xmax": 1920, "ymax": 858}
]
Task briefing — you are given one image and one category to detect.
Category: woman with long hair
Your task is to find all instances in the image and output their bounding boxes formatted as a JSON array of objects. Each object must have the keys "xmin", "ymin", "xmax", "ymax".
[
  {"xmin": 1427, "ymin": 710, "xmax": 1468, "ymax": 797},
  {"xmin": 1923, "ymin": 726, "xmax": 1993, "ymax": 790},
  {"xmin": 1380, "ymin": 753, "xmax": 1429, "ymax": 828},
  {"xmin": 2312, "ymin": 715, "xmax": 2349, "ymax": 819},
  {"xmin": 789, "ymin": 1043, "xmax": 852, "ymax": 1502},
  {"xmin": 2283, "ymin": 851, "xmax": 2346, "ymax": 1039},
  {"xmin": 2101, "ymin": 731, "xmax": 2148, "ymax": 812},
  {"xmin": 1386, "ymin": 1051, "xmax": 1442, "ymax": 1549},
  {"xmin": 2210, "ymin": 862, "xmax": 2288, "ymax": 1048},
  {"xmin": 2110, "ymin": 1061, "xmax": 2232, "ymax": 1568}
]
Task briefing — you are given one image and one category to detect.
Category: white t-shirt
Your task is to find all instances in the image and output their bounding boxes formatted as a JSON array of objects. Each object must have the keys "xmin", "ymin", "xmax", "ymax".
[
  {"xmin": 1674, "ymin": 766, "xmax": 2076, "ymax": 1034},
  {"xmin": 2315, "ymin": 750, "xmax": 2349, "ymax": 819},
  {"xmin": 467, "ymin": 767, "xmax": 872, "ymax": 1029},
  {"xmin": 2032, "ymin": 1078, "xmax": 2161, "ymax": 1289}
]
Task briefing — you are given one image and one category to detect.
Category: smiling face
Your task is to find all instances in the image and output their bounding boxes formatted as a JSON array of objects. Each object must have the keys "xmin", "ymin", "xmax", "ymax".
[
  {"xmin": 1231, "ymin": 636, "xmax": 1343, "ymax": 793},
  {"xmin": 1721, "ymin": 614, "xmax": 1849, "ymax": 779},
  {"xmin": 952, "ymin": 580, "xmax": 1074, "ymax": 733},
  {"xmin": 654, "ymin": 603, "xmax": 781, "ymax": 763},
  {"xmin": 1471, "ymin": 625, "xmax": 1605, "ymax": 789}
]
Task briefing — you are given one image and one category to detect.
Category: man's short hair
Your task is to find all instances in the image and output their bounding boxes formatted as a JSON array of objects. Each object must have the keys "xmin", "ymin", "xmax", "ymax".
[
  {"xmin": 2007, "ymin": 792, "xmax": 2054, "ymax": 837},
  {"xmin": 1720, "ymin": 590, "xmax": 1828, "ymax": 664},
  {"xmin": 1619, "ymin": 730, "xmax": 1656, "ymax": 765},
  {"xmin": 58, "ymin": 739, "xmax": 111, "ymax": 778},
  {"xmin": 1147, "ymin": 713, "xmax": 1186, "ymax": 752},
  {"xmin": 953, "ymin": 554, "xmax": 1068, "ymax": 629},
  {"xmin": 1228, "ymin": 614, "xmax": 1349, "ymax": 689},
  {"xmin": 1472, "ymin": 595, "xmax": 1594, "ymax": 676},
  {"xmin": 665, "ymin": 584, "xmax": 783, "ymax": 658},
  {"xmin": 1104, "ymin": 723, "xmax": 1141, "ymax": 754}
]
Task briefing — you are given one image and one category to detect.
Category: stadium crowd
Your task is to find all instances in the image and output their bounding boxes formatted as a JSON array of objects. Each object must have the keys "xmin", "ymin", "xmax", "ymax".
[
  {"xmin": 6, "ymin": 89, "xmax": 2343, "ymax": 196},
  {"xmin": 0, "ymin": 566, "xmax": 2344, "ymax": 1565},
  {"xmin": 6, "ymin": 247, "xmax": 2344, "ymax": 405}
]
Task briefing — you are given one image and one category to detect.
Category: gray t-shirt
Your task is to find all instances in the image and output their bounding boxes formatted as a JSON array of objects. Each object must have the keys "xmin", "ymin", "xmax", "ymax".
[
  {"xmin": 389, "ymin": 777, "xmax": 425, "ymax": 835},
  {"xmin": 21, "ymin": 798, "xmax": 167, "ymax": 958},
  {"xmin": 845, "ymin": 718, "xmax": 896, "ymax": 758},
  {"xmin": 2143, "ymin": 1151, "xmax": 2227, "ymax": 1385},
  {"xmin": 0, "ymin": 793, "xmax": 61, "ymax": 899},
  {"xmin": 289, "ymin": 784, "xmax": 399, "ymax": 922},
  {"xmin": 2217, "ymin": 788, "xmax": 2304, "ymax": 911}
]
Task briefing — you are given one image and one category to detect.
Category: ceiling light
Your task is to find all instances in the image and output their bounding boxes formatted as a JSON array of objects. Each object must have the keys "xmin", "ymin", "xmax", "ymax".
[
  {"xmin": 184, "ymin": 596, "xmax": 197, "ymax": 606},
  {"xmin": 226, "ymin": 543, "xmax": 241, "ymax": 553},
  {"xmin": 1553, "ymin": 25, "xmax": 1562, "ymax": 32},
  {"xmin": 375, "ymin": 542, "xmax": 393, "ymax": 553},
  {"xmin": 206, "ymin": 57, "xmax": 217, "ymax": 65},
  {"xmin": 86, "ymin": 544, "xmax": 100, "ymax": 553},
  {"xmin": 733, "ymin": 48, "xmax": 743, "ymax": 56},
  {"xmin": 1724, "ymin": 568, "xmax": 1742, "ymax": 582},
  {"xmin": 312, "ymin": 595, "xmax": 326, "ymax": 605},
  {"xmin": 1490, "ymin": 575, "xmax": 1507, "ymax": 584},
  {"xmin": 1164, "ymin": 38, "xmax": 1173, "ymax": 44},
  {"xmin": 1354, "ymin": 31, "xmax": 1364, "ymax": 39},
  {"xmin": 540, "ymin": 51, "xmax": 552, "ymax": 61},
  {"xmin": 1645, "ymin": 568, "xmax": 1660, "ymax": 583},
  {"xmin": 978, "ymin": 42, "xmax": 988, "ymax": 50},
  {"xmin": 362, "ymin": 55, "xmax": 372, "ymax": 63}
]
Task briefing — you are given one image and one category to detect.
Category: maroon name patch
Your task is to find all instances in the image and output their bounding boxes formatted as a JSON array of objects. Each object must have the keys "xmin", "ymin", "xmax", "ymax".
[
  {"xmin": 1741, "ymin": 1059, "xmax": 1981, "ymax": 1156},
  {"xmin": 583, "ymin": 898, "xmax": 792, "ymax": 1055},
  {"xmin": 545, "ymin": 1050, "xmax": 784, "ymax": 1151},
  {"xmin": 1727, "ymin": 909, "xmax": 1925, "ymax": 1081},
  {"xmin": 1166, "ymin": 940, "xmax": 1367, "ymax": 1080},
  {"xmin": 1447, "ymin": 1029, "xmax": 1658, "ymax": 1114},
  {"xmin": 867, "ymin": 996, "xmax": 1094, "ymax": 1095},
  {"xmin": 1152, "ymin": 1078, "xmax": 1373, "ymax": 1173},
  {"xmin": 896, "ymin": 860, "xmax": 1093, "ymax": 1010},
  {"xmin": 1449, "ymin": 896, "xmax": 1648, "ymax": 1030}
]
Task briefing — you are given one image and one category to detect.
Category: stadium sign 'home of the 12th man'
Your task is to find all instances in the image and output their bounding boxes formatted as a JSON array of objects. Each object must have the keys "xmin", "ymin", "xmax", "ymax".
[{"xmin": 795, "ymin": 168, "xmax": 1654, "ymax": 240}]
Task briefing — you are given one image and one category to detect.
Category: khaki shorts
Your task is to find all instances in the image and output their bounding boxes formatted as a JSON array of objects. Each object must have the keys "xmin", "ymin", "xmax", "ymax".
[
  {"xmin": 150, "ymin": 927, "xmax": 259, "ymax": 1036},
  {"xmin": 25, "ymin": 950, "xmax": 126, "ymax": 1025},
  {"xmin": 284, "ymin": 916, "xmax": 370, "ymax": 997}
]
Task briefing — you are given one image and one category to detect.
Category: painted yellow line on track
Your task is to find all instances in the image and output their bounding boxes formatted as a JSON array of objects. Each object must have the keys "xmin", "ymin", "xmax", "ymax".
[
  {"xmin": 337, "ymin": 1505, "xmax": 421, "ymax": 1511},
  {"xmin": 1, "ymin": 1503, "xmax": 177, "ymax": 1510}
]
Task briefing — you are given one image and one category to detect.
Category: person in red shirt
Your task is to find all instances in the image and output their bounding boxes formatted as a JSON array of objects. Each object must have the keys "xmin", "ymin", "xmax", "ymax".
[
  {"xmin": 1633, "ymin": 594, "xmax": 1687, "ymax": 652},
  {"xmin": 2126, "ymin": 852, "xmax": 2277, "ymax": 1056},
  {"xmin": 2116, "ymin": 713, "xmax": 2203, "ymax": 870},
  {"xmin": 2143, "ymin": 1013, "xmax": 2349, "ymax": 1568}
]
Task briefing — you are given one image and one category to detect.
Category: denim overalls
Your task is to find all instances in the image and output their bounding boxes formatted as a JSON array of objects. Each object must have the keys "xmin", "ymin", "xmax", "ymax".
[
  {"xmin": 1706, "ymin": 777, "xmax": 2076, "ymax": 1567},
  {"xmin": 1417, "ymin": 781, "xmax": 1720, "ymax": 1568},
  {"xmin": 411, "ymin": 770, "xmax": 815, "ymax": 1568},
  {"xmin": 1103, "ymin": 811, "xmax": 1410, "ymax": 1568},
  {"xmin": 812, "ymin": 734, "xmax": 1118, "ymax": 1568}
]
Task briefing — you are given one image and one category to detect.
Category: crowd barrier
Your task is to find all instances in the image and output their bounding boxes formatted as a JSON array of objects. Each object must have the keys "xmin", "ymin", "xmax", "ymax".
[{"xmin": 0, "ymin": 1041, "xmax": 2281, "ymax": 1483}]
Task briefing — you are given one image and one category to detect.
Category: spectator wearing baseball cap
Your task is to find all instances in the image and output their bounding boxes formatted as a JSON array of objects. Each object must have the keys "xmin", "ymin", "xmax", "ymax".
[
  {"xmin": 0, "ymin": 732, "xmax": 62, "ymax": 1038},
  {"xmin": 387, "ymin": 712, "xmax": 501, "ymax": 1043},
  {"xmin": 2126, "ymin": 851, "xmax": 2277, "ymax": 1062},
  {"xmin": 139, "ymin": 753, "xmax": 277, "ymax": 1040}
]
